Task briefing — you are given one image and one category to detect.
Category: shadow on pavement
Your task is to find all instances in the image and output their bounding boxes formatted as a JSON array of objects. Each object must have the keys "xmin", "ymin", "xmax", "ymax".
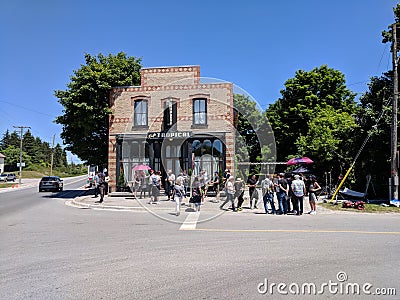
[{"xmin": 40, "ymin": 189, "xmax": 92, "ymax": 199}]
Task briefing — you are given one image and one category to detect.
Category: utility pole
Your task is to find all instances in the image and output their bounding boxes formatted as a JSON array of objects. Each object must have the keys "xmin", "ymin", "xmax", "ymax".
[
  {"xmin": 13, "ymin": 125, "xmax": 31, "ymax": 185},
  {"xmin": 50, "ymin": 134, "xmax": 56, "ymax": 176},
  {"xmin": 391, "ymin": 23, "xmax": 399, "ymax": 201}
]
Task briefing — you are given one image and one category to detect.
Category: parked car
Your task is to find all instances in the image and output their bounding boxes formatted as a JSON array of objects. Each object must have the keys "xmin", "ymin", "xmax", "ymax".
[
  {"xmin": 39, "ymin": 176, "xmax": 63, "ymax": 192},
  {"xmin": 6, "ymin": 173, "xmax": 16, "ymax": 182},
  {"xmin": 0, "ymin": 174, "xmax": 8, "ymax": 182}
]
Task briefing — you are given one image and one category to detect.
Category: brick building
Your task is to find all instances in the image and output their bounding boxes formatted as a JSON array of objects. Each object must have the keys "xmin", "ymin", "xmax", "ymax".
[{"xmin": 108, "ymin": 65, "xmax": 235, "ymax": 191}]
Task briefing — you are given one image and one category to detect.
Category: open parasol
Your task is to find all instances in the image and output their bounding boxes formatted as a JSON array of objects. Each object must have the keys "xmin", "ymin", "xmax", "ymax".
[
  {"xmin": 286, "ymin": 157, "xmax": 313, "ymax": 166},
  {"xmin": 132, "ymin": 164, "xmax": 151, "ymax": 171}
]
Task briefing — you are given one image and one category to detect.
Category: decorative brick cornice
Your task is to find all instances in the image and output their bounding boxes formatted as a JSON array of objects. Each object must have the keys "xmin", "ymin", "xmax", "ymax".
[
  {"xmin": 111, "ymin": 83, "xmax": 232, "ymax": 93},
  {"xmin": 142, "ymin": 66, "xmax": 200, "ymax": 74}
]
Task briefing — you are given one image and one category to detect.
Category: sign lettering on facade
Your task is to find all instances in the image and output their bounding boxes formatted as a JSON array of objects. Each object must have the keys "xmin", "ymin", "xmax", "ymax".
[{"xmin": 147, "ymin": 131, "xmax": 192, "ymax": 139}]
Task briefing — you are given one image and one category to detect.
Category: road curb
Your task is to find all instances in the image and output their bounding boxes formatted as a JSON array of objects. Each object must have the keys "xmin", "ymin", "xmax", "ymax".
[{"xmin": 68, "ymin": 197, "xmax": 174, "ymax": 211}]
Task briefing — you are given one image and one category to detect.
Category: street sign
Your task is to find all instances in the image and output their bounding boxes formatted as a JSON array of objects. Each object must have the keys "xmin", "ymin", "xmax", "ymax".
[{"xmin": 17, "ymin": 163, "xmax": 25, "ymax": 167}]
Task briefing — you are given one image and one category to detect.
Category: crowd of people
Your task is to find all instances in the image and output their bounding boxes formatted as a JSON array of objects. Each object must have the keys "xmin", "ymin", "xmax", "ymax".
[
  {"xmin": 219, "ymin": 170, "xmax": 321, "ymax": 215},
  {"xmin": 125, "ymin": 168, "xmax": 322, "ymax": 216}
]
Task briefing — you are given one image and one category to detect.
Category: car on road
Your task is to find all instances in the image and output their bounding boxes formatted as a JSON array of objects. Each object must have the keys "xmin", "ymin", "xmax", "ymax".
[
  {"xmin": 0, "ymin": 174, "xmax": 8, "ymax": 182},
  {"xmin": 39, "ymin": 176, "xmax": 64, "ymax": 192}
]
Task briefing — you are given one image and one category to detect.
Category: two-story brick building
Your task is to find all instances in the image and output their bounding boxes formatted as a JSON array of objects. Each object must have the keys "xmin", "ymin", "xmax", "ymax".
[{"xmin": 107, "ymin": 65, "xmax": 235, "ymax": 191}]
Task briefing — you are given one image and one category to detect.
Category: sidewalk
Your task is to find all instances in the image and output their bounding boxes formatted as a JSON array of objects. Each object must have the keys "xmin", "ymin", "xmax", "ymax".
[{"xmin": 0, "ymin": 178, "xmax": 40, "ymax": 193}]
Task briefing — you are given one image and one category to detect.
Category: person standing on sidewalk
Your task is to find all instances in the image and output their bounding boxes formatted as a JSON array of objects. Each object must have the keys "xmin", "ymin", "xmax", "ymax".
[
  {"xmin": 150, "ymin": 171, "xmax": 161, "ymax": 204},
  {"xmin": 166, "ymin": 169, "xmax": 175, "ymax": 201},
  {"xmin": 93, "ymin": 171, "xmax": 100, "ymax": 198},
  {"xmin": 139, "ymin": 171, "xmax": 148, "ymax": 199},
  {"xmin": 307, "ymin": 175, "xmax": 321, "ymax": 215},
  {"xmin": 173, "ymin": 177, "xmax": 185, "ymax": 216},
  {"xmin": 132, "ymin": 171, "xmax": 140, "ymax": 199},
  {"xmin": 191, "ymin": 176, "xmax": 202, "ymax": 212},
  {"xmin": 95, "ymin": 171, "xmax": 106, "ymax": 203},
  {"xmin": 261, "ymin": 175, "xmax": 275, "ymax": 214},
  {"xmin": 247, "ymin": 174, "xmax": 259, "ymax": 209},
  {"xmin": 291, "ymin": 174, "xmax": 306, "ymax": 215},
  {"xmin": 275, "ymin": 173, "xmax": 289, "ymax": 214}
]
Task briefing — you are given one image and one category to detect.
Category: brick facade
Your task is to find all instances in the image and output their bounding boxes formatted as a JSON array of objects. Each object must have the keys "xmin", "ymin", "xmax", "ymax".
[{"xmin": 108, "ymin": 65, "xmax": 234, "ymax": 191}]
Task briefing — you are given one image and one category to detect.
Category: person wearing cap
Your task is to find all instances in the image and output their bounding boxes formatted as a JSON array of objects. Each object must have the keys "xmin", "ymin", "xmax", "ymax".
[
  {"xmin": 307, "ymin": 175, "xmax": 321, "ymax": 215},
  {"xmin": 291, "ymin": 174, "xmax": 306, "ymax": 215}
]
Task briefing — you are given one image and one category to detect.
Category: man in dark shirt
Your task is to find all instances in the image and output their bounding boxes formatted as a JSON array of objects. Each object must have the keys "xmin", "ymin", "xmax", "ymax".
[{"xmin": 247, "ymin": 174, "xmax": 258, "ymax": 209}]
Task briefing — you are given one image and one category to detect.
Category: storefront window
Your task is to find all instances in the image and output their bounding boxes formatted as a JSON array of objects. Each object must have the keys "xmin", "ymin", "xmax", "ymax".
[{"xmin": 192, "ymin": 138, "xmax": 223, "ymax": 176}]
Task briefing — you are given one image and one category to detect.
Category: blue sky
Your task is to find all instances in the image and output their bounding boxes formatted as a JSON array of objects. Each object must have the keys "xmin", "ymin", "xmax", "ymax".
[{"xmin": 0, "ymin": 0, "xmax": 397, "ymax": 162}]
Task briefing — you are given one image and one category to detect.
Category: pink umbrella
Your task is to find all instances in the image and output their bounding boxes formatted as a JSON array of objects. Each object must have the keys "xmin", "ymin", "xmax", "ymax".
[
  {"xmin": 132, "ymin": 164, "xmax": 151, "ymax": 171},
  {"xmin": 286, "ymin": 157, "xmax": 313, "ymax": 166}
]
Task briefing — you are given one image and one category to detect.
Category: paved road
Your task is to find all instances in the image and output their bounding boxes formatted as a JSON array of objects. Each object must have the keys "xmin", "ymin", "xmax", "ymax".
[{"xmin": 0, "ymin": 178, "xmax": 399, "ymax": 299}]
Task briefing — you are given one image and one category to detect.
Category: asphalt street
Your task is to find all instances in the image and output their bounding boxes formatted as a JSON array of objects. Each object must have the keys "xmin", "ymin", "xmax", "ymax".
[{"xmin": 0, "ymin": 177, "xmax": 399, "ymax": 299}]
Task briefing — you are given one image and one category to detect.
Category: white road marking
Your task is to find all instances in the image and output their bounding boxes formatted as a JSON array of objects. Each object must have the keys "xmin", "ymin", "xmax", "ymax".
[{"xmin": 180, "ymin": 212, "xmax": 200, "ymax": 230}]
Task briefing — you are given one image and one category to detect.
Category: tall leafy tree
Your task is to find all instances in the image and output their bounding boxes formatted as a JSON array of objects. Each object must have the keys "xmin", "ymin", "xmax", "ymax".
[
  {"xmin": 55, "ymin": 52, "xmax": 142, "ymax": 166},
  {"xmin": 295, "ymin": 106, "xmax": 358, "ymax": 175},
  {"xmin": 53, "ymin": 144, "xmax": 67, "ymax": 167},
  {"xmin": 381, "ymin": 4, "xmax": 400, "ymax": 43},
  {"xmin": 266, "ymin": 65, "xmax": 357, "ymax": 176},
  {"xmin": 7, "ymin": 131, "xmax": 21, "ymax": 149},
  {"xmin": 354, "ymin": 74, "xmax": 392, "ymax": 196},
  {"xmin": 22, "ymin": 130, "xmax": 36, "ymax": 160},
  {"xmin": 233, "ymin": 94, "xmax": 275, "ymax": 177},
  {"xmin": 0, "ymin": 130, "xmax": 11, "ymax": 150},
  {"xmin": 2, "ymin": 146, "xmax": 31, "ymax": 169}
]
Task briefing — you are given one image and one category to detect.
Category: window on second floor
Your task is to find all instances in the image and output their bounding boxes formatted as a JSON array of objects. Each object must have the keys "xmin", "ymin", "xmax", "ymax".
[
  {"xmin": 163, "ymin": 99, "xmax": 177, "ymax": 131},
  {"xmin": 134, "ymin": 100, "xmax": 148, "ymax": 127},
  {"xmin": 193, "ymin": 98, "xmax": 207, "ymax": 125}
]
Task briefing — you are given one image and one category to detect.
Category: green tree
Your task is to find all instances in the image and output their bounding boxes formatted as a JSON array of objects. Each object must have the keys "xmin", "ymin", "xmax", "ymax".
[
  {"xmin": 295, "ymin": 106, "xmax": 358, "ymax": 175},
  {"xmin": 22, "ymin": 130, "xmax": 36, "ymax": 160},
  {"xmin": 266, "ymin": 65, "xmax": 357, "ymax": 176},
  {"xmin": 55, "ymin": 52, "xmax": 142, "ymax": 166},
  {"xmin": 353, "ymin": 74, "xmax": 393, "ymax": 197},
  {"xmin": 233, "ymin": 94, "xmax": 276, "ymax": 177},
  {"xmin": 2, "ymin": 145, "xmax": 32, "ymax": 169},
  {"xmin": 0, "ymin": 130, "xmax": 11, "ymax": 150},
  {"xmin": 53, "ymin": 144, "xmax": 67, "ymax": 167},
  {"xmin": 8, "ymin": 131, "xmax": 21, "ymax": 149},
  {"xmin": 381, "ymin": 4, "xmax": 400, "ymax": 43}
]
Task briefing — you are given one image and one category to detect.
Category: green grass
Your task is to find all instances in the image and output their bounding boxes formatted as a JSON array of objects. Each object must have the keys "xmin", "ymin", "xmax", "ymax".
[
  {"xmin": 319, "ymin": 202, "xmax": 400, "ymax": 213},
  {"xmin": 0, "ymin": 165, "xmax": 86, "ymax": 188},
  {"xmin": 0, "ymin": 182, "xmax": 15, "ymax": 189}
]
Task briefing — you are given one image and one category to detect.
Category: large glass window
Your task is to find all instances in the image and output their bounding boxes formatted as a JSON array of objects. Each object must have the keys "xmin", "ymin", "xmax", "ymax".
[
  {"xmin": 134, "ymin": 100, "xmax": 148, "ymax": 127},
  {"xmin": 193, "ymin": 98, "xmax": 207, "ymax": 125},
  {"xmin": 191, "ymin": 138, "xmax": 223, "ymax": 176}
]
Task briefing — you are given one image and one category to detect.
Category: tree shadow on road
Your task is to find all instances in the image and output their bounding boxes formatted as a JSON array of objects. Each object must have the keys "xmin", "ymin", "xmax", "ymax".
[{"xmin": 39, "ymin": 189, "xmax": 91, "ymax": 199}]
